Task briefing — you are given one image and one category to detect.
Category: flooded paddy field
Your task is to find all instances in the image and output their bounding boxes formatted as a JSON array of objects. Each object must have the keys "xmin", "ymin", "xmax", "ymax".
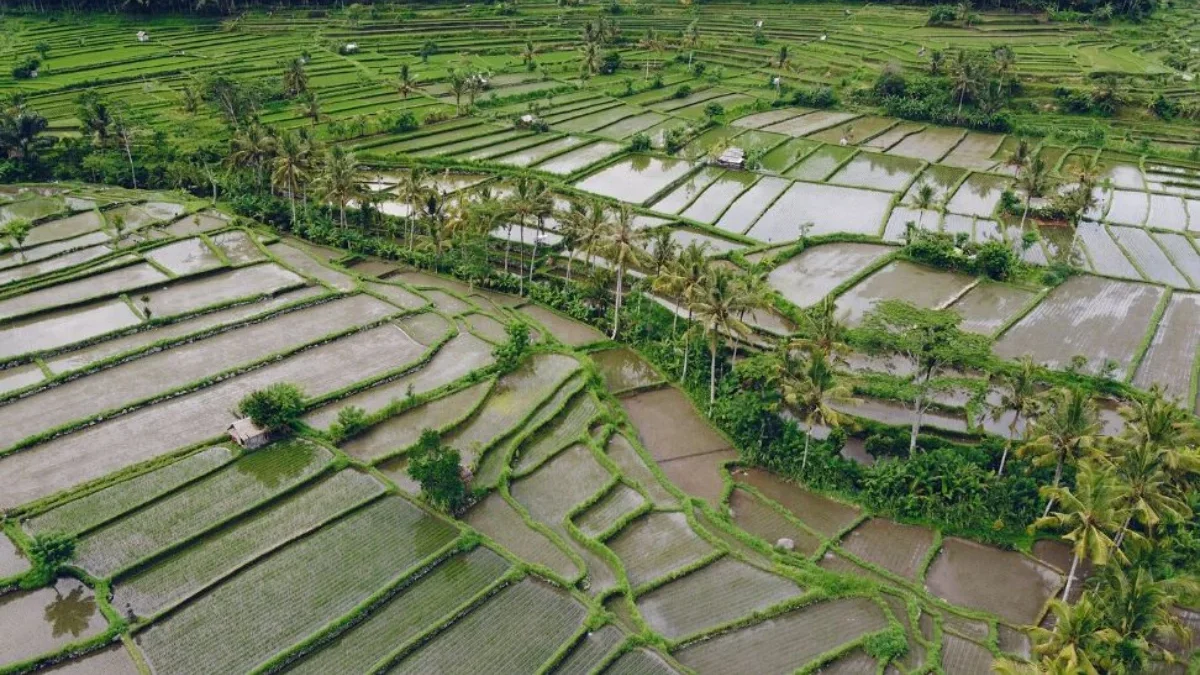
[
  {"xmin": 766, "ymin": 242, "xmax": 893, "ymax": 308},
  {"xmin": 834, "ymin": 260, "xmax": 976, "ymax": 326},
  {"xmin": 994, "ymin": 275, "xmax": 1164, "ymax": 376}
]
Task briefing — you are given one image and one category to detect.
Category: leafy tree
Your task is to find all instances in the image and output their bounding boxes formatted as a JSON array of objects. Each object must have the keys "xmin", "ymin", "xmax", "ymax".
[
  {"xmin": 1034, "ymin": 460, "xmax": 1128, "ymax": 601},
  {"xmin": 419, "ymin": 41, "xmax": 439, "ymax": 63},
  {"xmin": 407, "ymin": 429, "xmax": 468, "ymax": 513},
  {"xmin": 1020, "ymin": 387, "xmax": 1102, "ymax": 516},
  {"xmin": 3, "ymin": 217, "xmax": 32, "ymax": 261},
  {"xmin": 238, "ymin": 382, "xmax": 305, "ymax": 432},
  {"xmin": 21, "ymin": 532, "xmax": 76, "ymax": 589},
  {"xmin": 859, "ymin": 300, "xmax": 990, "ymax": 454}
]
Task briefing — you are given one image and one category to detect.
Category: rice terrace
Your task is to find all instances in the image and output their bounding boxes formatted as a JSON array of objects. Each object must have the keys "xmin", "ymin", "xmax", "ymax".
[{"xmin": 0, "ymin": 0, "xmax": 1198, "ymax": 670}]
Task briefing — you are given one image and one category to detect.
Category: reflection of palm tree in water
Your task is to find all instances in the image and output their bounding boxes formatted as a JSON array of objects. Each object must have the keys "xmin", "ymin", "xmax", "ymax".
[{"xmin": 45, "ymin": 585, "xmax": 96, "ymax": 638}]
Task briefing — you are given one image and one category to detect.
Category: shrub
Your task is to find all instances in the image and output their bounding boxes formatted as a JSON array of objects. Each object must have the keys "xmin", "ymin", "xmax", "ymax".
[
  {"xmin": 927, "ymin": 4, "xmax": 957, "ymax": 24},
  {"xmin": 493, "ymin": 320, "xmax": 531, "ymax": 373},
  {"xmin": 672, "ymin": 84, "xmax": 692, "ymax": 99},
  {"xmin": 663, "ymin": 126, "xmax": 688, "ymax": 153},
  {"xmin": 12, "ymin": 57, "xmax": 40, "ymax": 79},
  {"xmin": 389, "ymin": 111, "xmax": 419, "ymax": 132},
  {"xmin": 628, "ymin": 132, "xmax": 651, "ymax": 151},
  {"xmin": 790, "ymin": 86, "xmax": 837, "ymax": 108},
  {"xmin": 600, "ymin": 52, "xmax": 622, "ymax": 75},
  {"xmin": 864, "ymin": 626, "xmax": 909, "ymax": 660},
  {"xmin": 238, "ymin": 382, "xmax": 306, "ymax": 432},
  {"xmin": 974, "ymin": 240, "xmax": 1018, "ymax": 281},
  {"xmin": 703, "ymin": 101, "xmax": 724, "ymax": 118},
  {"xmin": 330, "ymin": 405, "xmax": 369, "ymax": 441}
]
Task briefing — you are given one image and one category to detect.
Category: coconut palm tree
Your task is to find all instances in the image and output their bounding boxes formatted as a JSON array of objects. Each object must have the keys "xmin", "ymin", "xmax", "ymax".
[
  {"xmin": 580, "ymin": 40, "xmax": 602, "ymax": 79},
  {"xmin": 271, "ymin": 130, "xmax": 312, "ymax": 228},
  {"xmin": 690, "ymin": 266, "xmax": 753, "ymax": 411},
  {"xmin": 301, "ymin": 90, "xmax": 321, "ymax": 126},
  {"xmin": 313, "ymin": 145, "xmax": 362, "ymax": 229},
  {"xmin": 398, "ymin": 167, "xmax": 433, "ymax": 250},
  {"xmin": 1034, "ymin": 460, "xmax": 1129, "ymax": 601},
  {"xmin": 228, "ymin": 123, "xmax": 277, "ymax": 192},
  {"xmin": 653, "ymin": 241, "xmax": 710, "ymax": 378},
  {"xmin": 646, "ymin": 228, "xmax": 678, "ymax": 278},
  {"xmin": 792, "ymin": 297, "xmax": 849, "ymax": 360},
  {"xmin": 1017, "ymin": 156, "xmax": 1053, "ymax": 231},
  {"xmin": 912, "ymin": 182, "xmax": 936, "ymax": 229},
  {"xmin": 951, "ymin": 49, "xmax": 980, "ymax": 115},
  {"xmin": 396, "ymin": 63, "xmax": 420, "ymax": 99},
  {"xmin": 1006, "ymin": 137, "xmax": 1035, "ymax": 174},
  {"xmin": 638, "ymin": 29, "xmax": 664, "ymax": 81},
  {"xmin": 990, "ymin": 355, "xmax": 1039, "ymax": 476},
  {"xmin": 595, "ymin": 205, "xmax": 648, "ymax": 339},
  {"xmin": 558, "ymin": 198, "xmax": 603, "ymax": 281},
  {"xmin": 779, "ymin": 346, "xmax": 856, "ymax": 473},
  {"xmin": 520, "ymin": 40, "xmax": 538, "ymax": 70},
  {"xmin": 1020, "ymin": 387, "xmax": 1103, "ymax": 517},
  {"xmin": 506, "ymin": 176, "xmax": 553, "ymax": 294},
  {"xmin": 1106, "ymin": 441, "xmax": 1192, "ymax": 548},
  {"xmin": 282, "ymin": 58, "xmax": 308, "ymax": 97},
  {"xmin": 1118, "ymin": 384, "xmax": 1200, "ymax": 452},
  {"xmin": 1095, "ymin": 565, "xmax": 1200, "ymax": 670},
  {"xmin": 1024, "ymin": 595, "xmax": 1114, "ymax": 675}
]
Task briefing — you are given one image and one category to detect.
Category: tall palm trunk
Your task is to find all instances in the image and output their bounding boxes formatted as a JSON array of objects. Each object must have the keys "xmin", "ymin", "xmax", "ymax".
[
  {"xmin": 1062, "ymin": 552, "xmax": 1080, "ymax": 601},
  {"xmin": 611, "ymin": 263, "xmax": 625, "ymax": 338},
  {"xmin": 998, "ymin": 414, "xmax": 1019, "ymax": 477},
  {"xmin": 708, "ymin": 336, "xmax": 718, "ymax": 414},
  {"xmin": 801, "ymin": 429, "xmax": 811, "ymax": 473},
  {"xmin": 1044, "ymin": 457, "xmax": 1065, "ymax": 517},
  {"xmin": 1114, "ymin": 512, "xmax": 1134, "ymax": 549},
  {"xmin": 682, "ymin": 307, "xmax": 693, "ymax": 379}
]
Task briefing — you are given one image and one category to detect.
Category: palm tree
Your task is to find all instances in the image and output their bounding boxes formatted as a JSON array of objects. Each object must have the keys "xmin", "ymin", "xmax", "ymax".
[
  {"xmin": 912, "ymin": 182, "xmax": 936, "ymax": 229},
  {"xmin": 228, "ymin": 123, "xmax": 277, "ymax": 192},
  {"xmin": 793, "ymin": 297, "xmax": 849, "ymax": 359},
  {"xmin": 580, "ymin": 40, "xmax": 602, "ymax": 79},
  {"xmin": 313, "ymin": 145, "xmax": 362, "ymax": 229},
  {"xmin": 1024, "ymin": 595, "xmax": 1114, "ymax": 675},
  {"xmin": 653, "ymin": 241, "xmax": 710, "ymax": 378},
  {"xmin": 1106, "ymin": 441, "xmax": 1192, "ymax": 547},
  {"xmin": 271, "ymin": 130, "xmax": 312, "ymax": 228},
  {"xmin": 690, "ymin": 266, "xmax": 752, "ymax": 411},
  {"xmin": 928, "ymin": 49, "xmax": 945, "ymax": 76},
  {"xmin": 992, "ymin": 44, "xmax": 1015, "ymax": 95},
  {"xmin": 951, "ymin": 49, "xmax": 980, "ymax": 115},
  {"xmin": 990, "ymin": 355, "xmax": 1039, "ymax": 476},
  {"xmin": 779, "ymin": 347, "xmax": 856, "ymax": 473},
  {"xmin": 638, "ymin": 29, "xmax": 664, "ymax": 81},
  {"xmin": 282, "ymin": 58, "xmax": 308, "ymax": 97},
  {"xmin": 396, "ymin": 63, "xmax": 420, "ymax": 99},
  {"xmin": 646, "ymin": 228, "xmax": 678, "ymax": 278},
  {"xmin": 399, "ymin": 168, "xmax": 432, "ymax": 250},
  {"xmin": 1096, "ymin": 565, "xmax": 1200, "ymax": 669},
  {"xmin": 505, "ymin": 176, "xmax": 553, "ymax": 294},
  {"xmin": 301, "ymin": 91, "xmax": 321, "ymax": 126},
  {"xmin": 1020, "ymin": 387, "xmax": 1102, "ymax": 517},
  {"xmin": 1033, "ymin": 460, "xmax": 1128, "ymax": 601},
  {"xmin": 520, "ymin": 40, "xmax": 538, "ymax": 70},
  {"xmin": 1006, "ymin": 137, "xmax": 1035, "ymax": 174},
  {"xmin": 595, "ymin": 205, "xmax": 648, "ymax": 339},
  {"xmin": 448, "ymin": 69, "xmax": 470, "ymax": 115},
  {"xmin": 558, "ymin": 198, "xmax": 605, "ymax": 281},
  {"xmin": 1118, "ymin": 384, "xmax": 1200, "ymax": 453},
  {"xmin": 1017, "ymin": 156, "xmax": 1052, "ymax": 231}
]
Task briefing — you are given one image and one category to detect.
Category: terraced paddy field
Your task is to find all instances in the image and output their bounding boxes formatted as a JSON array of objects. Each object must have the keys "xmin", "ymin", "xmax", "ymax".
[{"xmin": 0, "ymin": 181, "xmax": 1110, "ymax": 672}]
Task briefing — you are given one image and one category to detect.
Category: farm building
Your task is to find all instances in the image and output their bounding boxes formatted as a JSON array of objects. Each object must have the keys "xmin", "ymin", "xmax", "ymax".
[{"xmin": 227, "ymin": 418, "xmax": 270, "ymax": 450}]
